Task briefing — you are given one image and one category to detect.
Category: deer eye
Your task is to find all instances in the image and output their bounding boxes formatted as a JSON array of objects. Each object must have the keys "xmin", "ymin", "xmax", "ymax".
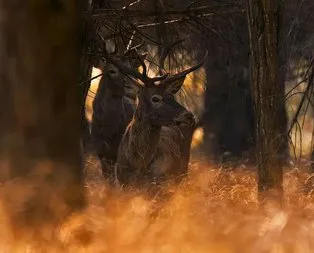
[
  {"xmin": 151, "ymin": 95, "xmax": 163, "ymax": 104},
  {"xmin": 109, "ymin": 69, "xmax": 117, "ymax": 74}
]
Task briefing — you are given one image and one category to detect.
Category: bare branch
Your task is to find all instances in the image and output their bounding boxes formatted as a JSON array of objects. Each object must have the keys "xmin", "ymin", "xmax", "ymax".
[
  {"xmin": 92, "ymin": 5, "xmax": 243, "ymax": 18},
  {"xmin": 79, "ymin": 73, "xmax": 103, "ymax": 86},
  {"xmin": 288, "ymin": 62, "xmax": 314, "ymax": 135}
]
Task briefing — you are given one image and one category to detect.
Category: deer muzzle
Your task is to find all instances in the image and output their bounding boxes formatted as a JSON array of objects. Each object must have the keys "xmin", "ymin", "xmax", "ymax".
[{"xmin": 174, "ymin": 111, "xmax": 196, "ymax": 127}]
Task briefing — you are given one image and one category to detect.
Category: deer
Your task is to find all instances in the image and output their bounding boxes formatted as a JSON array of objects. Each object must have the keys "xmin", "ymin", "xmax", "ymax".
[
  {"xmin": 90, "ymin": 41, "xmax": 144, "ymax": 179},
  {"xmin": 103, "ymin": 47, "xmax": 207, "ymax": 187}
]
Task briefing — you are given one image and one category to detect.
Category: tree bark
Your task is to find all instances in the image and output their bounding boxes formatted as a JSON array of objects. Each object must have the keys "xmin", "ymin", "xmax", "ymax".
[
  {"xmin": 0, "ymin": 0, "xmax": 85, "ymax": 237},
  {"xmin": 200, "ymin": 14, "xmax": 254, "ymax": 161},
  {"xmin": 246, "ymin": 0, "xmax": 287, "ymax": 201}
]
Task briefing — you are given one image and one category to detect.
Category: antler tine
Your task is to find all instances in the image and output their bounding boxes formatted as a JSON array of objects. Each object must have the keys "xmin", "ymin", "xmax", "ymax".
[
  {"xmin": 136, "ymin": 48, "xmax": 147, "ymax": 77},
  {"xmin": 151, "ymin": 73, "xmax": 169, "ymax": 83},
  {"xmin": 159, "ymin": 38, "xmax": 185, "ymax": 73},
  {"xmin": 165, "ymin": 51, "xmax": 208, "ymax": 82},
  {"xmin": 123, "ymin": 42, "xmax": 168, "ymax": 85},
  {"xmin": 136, "ymin": 50, "xmax": 169, "ymax": 84},
  {"xmin": 168, "ymin": 38, "xmax": 185, "ymax": 52}
]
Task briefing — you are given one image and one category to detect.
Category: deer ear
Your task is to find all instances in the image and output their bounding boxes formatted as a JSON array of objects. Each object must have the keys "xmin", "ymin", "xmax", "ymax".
[
  {"xmin": 92, "ymin": 55, "xmax": 105, "ymax": 69},
  {"xmin": 105, "ymin": 39, "xmax": 116, "ymax": 54},
  {"xmin": 166, "ymin": 76, "xmax": 186, "ymax": 94}
]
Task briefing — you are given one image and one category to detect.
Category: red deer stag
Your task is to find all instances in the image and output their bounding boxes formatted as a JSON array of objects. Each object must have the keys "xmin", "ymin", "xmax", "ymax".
[
  {"xmin": 104, "ymin": 49, "xmax": 207, "ymax": 186},
  {"xmin": 91, "ymin": 42, "xmax": 144, "ymax": 179}
]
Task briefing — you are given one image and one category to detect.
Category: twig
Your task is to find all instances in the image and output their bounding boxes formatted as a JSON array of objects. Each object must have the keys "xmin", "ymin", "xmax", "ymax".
[
  {"xmin": 92, "ymin": 5, "xmax": 241, "ymax": 18},
  {"xmin": 79, "ymin": 73, "xmax": 103, "ymax": 86}
]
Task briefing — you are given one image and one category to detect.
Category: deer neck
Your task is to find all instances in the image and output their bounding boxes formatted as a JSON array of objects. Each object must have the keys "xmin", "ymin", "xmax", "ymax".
[
  {"xmin": 94, "ymin": 78, "xmax": 124, "ymax": 110},
  {"xmin": 97, "ymin": 77, "xmax": 123, "ymax": 99},
  {"xmin": 136, "ymin": 97, "xmax": 162, "ymax": 126},
  {"xmin": 92, "ymin": 78, "xmax": 127, "ymax": 133},
  {"xmin": 125, "ymin": 104, "xmax": 162, "ymax": 170}
]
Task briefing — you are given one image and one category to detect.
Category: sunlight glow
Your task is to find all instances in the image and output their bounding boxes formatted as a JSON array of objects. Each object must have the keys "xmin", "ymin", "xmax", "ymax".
[
  {"xmin": 85, "ymin": 67, "xmax": 102, "ymax": 123},
  {"xmin": 191, "ymin": 127, "xmax": 204, "ymax": 149}
]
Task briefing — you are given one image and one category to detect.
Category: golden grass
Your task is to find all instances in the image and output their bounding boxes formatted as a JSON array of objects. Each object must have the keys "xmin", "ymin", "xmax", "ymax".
[
  {"xmin": 0, "ymin": 157, "xmax": 314, "ymax": 252},
  {"xmin": 69, "ymin": 64, "xmax": 314, "ymax": 253}
]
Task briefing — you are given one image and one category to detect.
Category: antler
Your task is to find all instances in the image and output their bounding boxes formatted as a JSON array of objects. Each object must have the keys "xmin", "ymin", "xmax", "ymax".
[
  {"xmin": 161, "ymin": 51, "xmax": 208, "ymax": 85},
  {"xmin": 102, "ymin": 39, "xmax": 168, "ymax": 87},
  {"xmin": 158, "ymin": 38, "xmax": 185, "ymax": 74},
  {"xmin": 100, "ymin": 34, "xmax": 206, "ymax": 88}
]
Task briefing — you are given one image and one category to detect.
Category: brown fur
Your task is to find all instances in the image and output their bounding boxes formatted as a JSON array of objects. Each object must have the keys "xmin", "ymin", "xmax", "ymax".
[
  {"xmin": 91, "ymin": 61, "xmax": 136, "ymax": 178},
  {"xmin": 116, "ymin": 85, "xmax": 196, "ymax": 186},
  {"xmin": 110, "ymin": 48, "xmax": 205, "ymax": 187}
]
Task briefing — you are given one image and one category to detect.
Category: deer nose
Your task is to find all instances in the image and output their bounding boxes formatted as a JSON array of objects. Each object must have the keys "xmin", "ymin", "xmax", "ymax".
[{"xmin": 174, "ymin": 111, "xmax": 196, "ymax": 127}]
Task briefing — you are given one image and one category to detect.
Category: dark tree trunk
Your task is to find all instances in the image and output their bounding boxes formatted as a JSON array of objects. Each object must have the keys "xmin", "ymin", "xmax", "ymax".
[
  {"xmin": 246, "ymin": 0, "xmax": 287, "ymax": 201},
  {"xmin": 0, "ymin": 0, "xmax": 85, "ymax": 236},
  {"xmin": 201, "ymin": 15, "xmax": 254, "ymax": 162},
  {"xmin": 79, "ymin": 0, "xmax": 113, "ymax": 151},
  {"xmin": 79, "ymin": 1, "xmax": 95, "ymax": 151}
]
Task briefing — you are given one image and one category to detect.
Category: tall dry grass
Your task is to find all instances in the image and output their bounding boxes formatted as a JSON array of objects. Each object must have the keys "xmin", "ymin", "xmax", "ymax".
[{"xmin": 0, "ymin": 155, "xmax": 313, "ymax": 253}]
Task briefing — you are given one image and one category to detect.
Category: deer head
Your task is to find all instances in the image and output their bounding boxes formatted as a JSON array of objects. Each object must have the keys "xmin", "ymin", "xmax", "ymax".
[
  {"xmin": 97, "ymin": 40, "xmax": 146, "ymax": 97},
  {"xmin": 135, "ymin": 76, "xmax": 195, "ymax": 127},
  {"xmin": 103, "ymin": 45, "xmax": 208, "ymax": 127}
]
